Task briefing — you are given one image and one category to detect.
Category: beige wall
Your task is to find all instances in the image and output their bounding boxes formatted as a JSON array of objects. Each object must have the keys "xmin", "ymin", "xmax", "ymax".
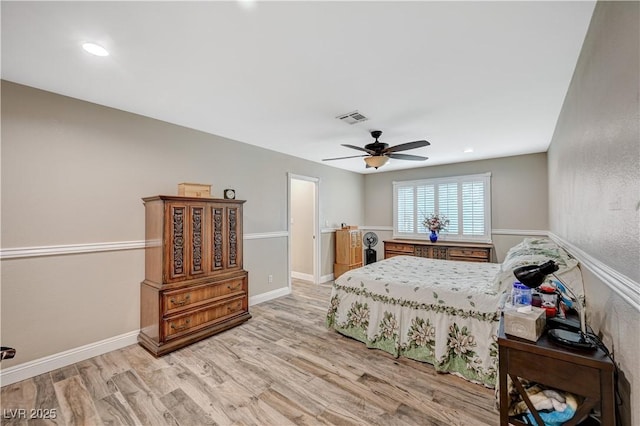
[
  {"xmin": 548, "ymin": 2, "xmax": 640, "ymax": 425},
  {"xmin": 0, "ymin": 81, "xmax": 364, "ymax": 368},
  {"xmin": 1, "ymin": 251, "xmax": 143, "ymax": 363},
  {"xmin": 363, "ymin": 153, "xmax": 549, "ymax": 262}
]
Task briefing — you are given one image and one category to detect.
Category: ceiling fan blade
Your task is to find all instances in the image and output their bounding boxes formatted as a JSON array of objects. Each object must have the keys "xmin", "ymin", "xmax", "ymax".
[
  {"xmin": 322, "ymin": 154, "xmax": 368, "ymax": 161},
  {"xmin": 387, "ymin": 153, "xmax": 429, "ymax": 161},
  {"xmin": 383, "ymin": 140, "xmax": 430, "ymax": 153},
  {"xmin": 342, "ymin": 144, "xmax": 376, "ymax": 154}
]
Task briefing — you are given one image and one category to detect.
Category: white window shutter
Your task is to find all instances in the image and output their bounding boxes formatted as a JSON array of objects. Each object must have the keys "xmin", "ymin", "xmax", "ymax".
[{"xmin": 393, "ymin": 173, "xmax": 491, "ymax": 242}]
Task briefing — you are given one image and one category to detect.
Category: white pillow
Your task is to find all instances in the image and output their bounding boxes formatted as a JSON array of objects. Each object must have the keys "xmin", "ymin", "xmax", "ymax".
[{"xmin": 495, "ymin": 238, "xmax": 584, "ymax": 302}]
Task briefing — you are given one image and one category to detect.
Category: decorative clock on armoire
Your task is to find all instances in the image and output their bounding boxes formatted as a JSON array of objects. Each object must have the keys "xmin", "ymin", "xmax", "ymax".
[{"xmin": 224, "ymin": 189, "xmax": 236, "ymax": 199}]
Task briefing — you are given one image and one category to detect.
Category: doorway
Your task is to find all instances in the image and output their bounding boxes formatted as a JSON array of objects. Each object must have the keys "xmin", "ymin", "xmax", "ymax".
[{"xmin": 288, "ymin": 173, "xmax": 320, "ymax": 285}]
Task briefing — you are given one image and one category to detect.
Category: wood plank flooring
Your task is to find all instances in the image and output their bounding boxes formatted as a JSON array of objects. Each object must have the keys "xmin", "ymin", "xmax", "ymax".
[{"xmin": 1, "ymin": 280, "xmax": 499, "ymax": 425}]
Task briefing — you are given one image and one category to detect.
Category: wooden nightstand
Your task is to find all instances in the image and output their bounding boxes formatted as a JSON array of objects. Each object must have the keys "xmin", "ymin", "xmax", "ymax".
[{"xmin": 498, "ymin": 318, "xmax": 615, "ymax": 426}]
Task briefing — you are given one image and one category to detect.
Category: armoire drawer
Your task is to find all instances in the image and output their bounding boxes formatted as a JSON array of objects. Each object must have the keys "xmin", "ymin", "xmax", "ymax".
[
  {"xmin": 448, "ymin": 247, "xmax": 490, "ymax": 261},
  {"xmin": 163, "ymin": 297, "xmax": 246, "ymax": 340},
  {"xmin": 162, "ymin": 277, "xmax": 245, "ymax": 315},
  {"xmin": 384, "ymin": 243, "xmax": 413, "ymax": 253}
]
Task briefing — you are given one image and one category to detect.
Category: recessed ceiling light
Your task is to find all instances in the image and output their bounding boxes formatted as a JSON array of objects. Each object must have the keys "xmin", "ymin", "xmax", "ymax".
[
  {"xmin": 237, "ymin": 0, "xmax": 257, "ymax": 10},
  {"xmin": 82, "ymin": 42, "xmax": 109, "ymax": 57},
  {"xmin": 464, "ymin": 148, "xmax": 474, "ymax": 153}
]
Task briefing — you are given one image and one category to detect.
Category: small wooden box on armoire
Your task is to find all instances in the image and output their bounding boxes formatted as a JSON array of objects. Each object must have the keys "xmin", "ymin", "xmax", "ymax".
[{"xmin": 334, "ymin": 227, "xmax": 363, "ymax": 279}]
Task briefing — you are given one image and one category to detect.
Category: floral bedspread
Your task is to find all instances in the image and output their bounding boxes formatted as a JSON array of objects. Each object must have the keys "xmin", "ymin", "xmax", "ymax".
[{"xmin": 326, "ymin": 255, "xmax": 504, "ymax": 387}]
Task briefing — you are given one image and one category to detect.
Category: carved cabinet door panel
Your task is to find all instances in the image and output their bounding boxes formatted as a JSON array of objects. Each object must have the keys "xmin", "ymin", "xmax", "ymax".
[
  {"xmin": 209, "ymin": 205, "xmax": 226, "ymax": 273},
  {"xmin": 433, "ymin": 247, "xmax": 448, "ymax": 260},
  {"xmin": 165, "ymin": 202, "xmax": 188, "ymax": 282},
  {"xmin": 188, "ymin": 204, "xmax": 208, "ymax": 279},
  {"xmin": 208, "ymin": 203, "xmax": 243, "ymax": 273},
  {"xmin": 164, "ymin": 202, "xmax": 212, "ymax": 282},
  {"xmin": 225, "ymin": 205, "xmax": 243, "ymax": 271}
]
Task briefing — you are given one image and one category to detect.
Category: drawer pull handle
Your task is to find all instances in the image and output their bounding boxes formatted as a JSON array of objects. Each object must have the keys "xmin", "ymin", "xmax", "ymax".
[
  {"xmin": 170, "ymin": 319, "xmax": 191, "ymax": 331},
  {"xmin": 227, "ymin": 304, "xmax": 241, "ymax": 312},
  {"xmin": 227, "ymin": 284, "xmax": 241, "ymax": 291},
  {"xmin": 170, "ymin": 294, "xmax": 191, "ymax": 306}
]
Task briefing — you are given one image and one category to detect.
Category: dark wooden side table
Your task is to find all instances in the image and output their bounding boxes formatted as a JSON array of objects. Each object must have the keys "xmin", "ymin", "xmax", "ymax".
[{"xmin": 498, "ymin": 317, "xmax": 615, "ymax": 426}]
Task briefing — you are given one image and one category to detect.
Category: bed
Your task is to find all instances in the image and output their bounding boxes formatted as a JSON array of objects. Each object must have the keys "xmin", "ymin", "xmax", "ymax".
[{"xmin": 326, "ymin": 238, "xmax": 583, "ymax": 388}]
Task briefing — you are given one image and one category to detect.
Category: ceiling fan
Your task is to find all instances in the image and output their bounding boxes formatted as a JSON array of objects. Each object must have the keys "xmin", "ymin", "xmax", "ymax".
[{"xmin": 322, "ymin": 130, "xmax": 430, "ymax": 169}]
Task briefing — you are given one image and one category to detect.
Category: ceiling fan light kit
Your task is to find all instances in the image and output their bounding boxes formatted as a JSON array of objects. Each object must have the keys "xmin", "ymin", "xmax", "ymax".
[
  {"xmin": 322, "ymin": 130, "xmax": 430, "ymax": 170},
  {"xmin": 364, "ymin": 155, "xmax": 388, "ymax": 169}
]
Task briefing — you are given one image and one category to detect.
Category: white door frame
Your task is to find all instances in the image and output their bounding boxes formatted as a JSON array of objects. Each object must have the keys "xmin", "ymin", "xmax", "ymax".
[{"xmin": 287, "ymin": 173, "xmax": 321, "ymax": 285}]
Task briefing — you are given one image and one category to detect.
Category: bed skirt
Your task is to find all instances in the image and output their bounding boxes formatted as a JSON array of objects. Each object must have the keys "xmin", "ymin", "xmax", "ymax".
[{"xmin": 326, "ymin": 282, "xmax": 500, "ymax": 388}]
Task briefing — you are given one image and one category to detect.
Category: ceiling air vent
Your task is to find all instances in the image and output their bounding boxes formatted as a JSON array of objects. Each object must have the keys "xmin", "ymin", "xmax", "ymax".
[{"xmin": 336, "ymin": 110, "xmax": 368, "ymax": 125}]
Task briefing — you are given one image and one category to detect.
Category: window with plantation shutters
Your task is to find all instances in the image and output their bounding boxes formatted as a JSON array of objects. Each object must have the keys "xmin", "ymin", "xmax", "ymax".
[
  {"xmin": 462, "ymin": 180, "xmax": 485, "ymax": 236},
  {"xmin": 393, "ymin": 173, "xmax": 491, "ymax": 242},
  {"xmin": 396, "ymin": 186, "xmax": 415, "ymax": 233}
]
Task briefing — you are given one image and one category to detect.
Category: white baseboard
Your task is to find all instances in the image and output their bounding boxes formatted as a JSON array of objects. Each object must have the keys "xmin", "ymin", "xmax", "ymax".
[
  {"xmin": 1, "ymin": 285, "xmax": 293, "ymax": 387},
  {"xmin": 0, "ymin": 330, "xmax": 139, "ymax": 387},
  {"xmin": 320, "ymin": 273, "xmax": 334, "ymax": 283},
  {"xmin": 248, "ymin": 286, "xmax": 291, "ymax": 306},
  {"xmin": 291, "ymin": 271, "xmax": 314, "ymax": 282},
  {"xmin": 291, "ymin": 272, "xmax": 334, "ymax": 284}
]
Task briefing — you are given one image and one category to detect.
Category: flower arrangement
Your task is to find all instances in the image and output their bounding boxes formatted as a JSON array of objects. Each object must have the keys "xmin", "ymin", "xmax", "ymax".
[{"xmin": 423, "ymin": 213, "xmax": 449, "ymax": 232}]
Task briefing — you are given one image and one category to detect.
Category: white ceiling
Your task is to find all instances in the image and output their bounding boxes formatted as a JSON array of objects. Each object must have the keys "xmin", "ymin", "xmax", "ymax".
[{"xmin": 1, "ymin": 1, "xmax": 596, "ymax": 174}]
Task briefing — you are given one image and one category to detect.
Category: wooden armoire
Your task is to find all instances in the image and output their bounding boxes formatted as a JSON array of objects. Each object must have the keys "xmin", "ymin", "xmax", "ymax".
[
  {"xmin": 333, "ymin": 228, "xmax": 363, "ymax": 279},
  {"xmin": 138, "ymin": 195, "xmax": 251, "ymax": 356}
]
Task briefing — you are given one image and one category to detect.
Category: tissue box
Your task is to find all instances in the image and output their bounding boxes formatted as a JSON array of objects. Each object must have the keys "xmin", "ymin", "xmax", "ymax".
[{"xmin": 504, "ymin": 306, "xmax": 546, "ymax": 341}]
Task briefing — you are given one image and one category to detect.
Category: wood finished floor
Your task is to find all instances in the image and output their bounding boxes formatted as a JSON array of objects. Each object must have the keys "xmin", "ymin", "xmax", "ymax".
[{"xmin": 0, "ymin": 280, "xmax": 499, "ymax": 425}]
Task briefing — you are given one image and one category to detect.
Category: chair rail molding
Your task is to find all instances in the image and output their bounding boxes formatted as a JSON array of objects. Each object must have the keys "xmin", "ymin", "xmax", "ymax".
[
  {"xmin": 0, "ymin": 241, "xmax": 146, "ymax": 260},
  {"xmin": 492, "ymin": 229, "xmax": 549, "ymax": 236},
  {"xmin": 549, "ymin": 232, "xmax": 640, "ymax": 311},
  {"xmin": 359, "ymin": 227, "xmax": 547, "ymax": 235},
  {"xmin": 0, "ymin": 232, "xmax": 290, "ymax": 260},
  {"xmin": 244, "ymin": 231, "xmax": 289, "ymax": 240},
  {"xmin": 360, "ymin": 225, "xmax": 394, "ymax": 231}
]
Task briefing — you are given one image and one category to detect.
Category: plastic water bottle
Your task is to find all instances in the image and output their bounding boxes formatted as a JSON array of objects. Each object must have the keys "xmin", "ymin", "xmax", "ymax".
[{"xmin": 512, "ymin": 281, "xmax": 532, "ymax": 307}]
